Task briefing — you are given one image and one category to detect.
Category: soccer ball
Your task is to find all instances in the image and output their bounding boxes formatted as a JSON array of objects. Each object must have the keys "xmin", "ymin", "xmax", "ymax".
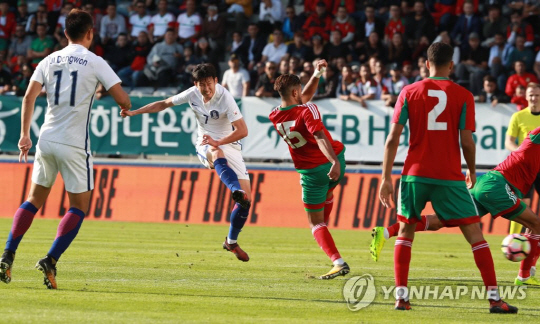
[{"xmin": 501, "ymin": 234, "xmax": 531, "ymax": 262}]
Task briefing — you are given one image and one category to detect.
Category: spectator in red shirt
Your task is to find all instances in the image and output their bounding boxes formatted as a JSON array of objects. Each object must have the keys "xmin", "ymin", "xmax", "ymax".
[
  {"xmin": 505, "ymin": 60, "xmax": 539, "ymax": 98},
  {"xmin": 427, "ymin": 0, "xmax": 455, "ymax": 32},
  {"xmin": 511, "ymin": 84, "xmax": 528, "ymax": 110},
  {"xmin": 331, "ymin": 5, "xmax": 355, "ymax": 44},
  {"xmin": 0, "ymin": 1, "xmax": 16, "ymax": 54},
  {"xmin": 385, "ymin": 5, "xmax": 405, "ymax": 43},
  {"xmin": 303, "ymin": 1, "xmax": 332, "ymax": 41},
  {"xmin": 507, "ymin": 10, "xmax": 534, "ymax": 47},
  {"xmin": 304, "ymin": 0, "xmax": 332, "ymax": 14}
]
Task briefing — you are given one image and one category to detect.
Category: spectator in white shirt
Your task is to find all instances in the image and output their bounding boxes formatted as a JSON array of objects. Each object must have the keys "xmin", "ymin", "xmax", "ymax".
[
  {"xmin": 261, "ymin": 29, "xmax": 287, "ymax": 64},
  {"xmin": 100, "ymin": 3, "xmax": 127, "ymax": 45},
  {"xmin": 176, "ymin": 0, "xmax": 201, "ymax": 44},
  {"xmin": 222, "ymin": 54, "xmax": 251, "ymax": 98},
  {"xmin": 259, "ymin": 0, "xmax": 284, "ymax": 37},
  {"xmin": 149, "ymin": 0, "xmax": 175, "ymax": 43},
  {"xmin": 129, "ymin": 1, "xmax": 151, "ymax": 41}
]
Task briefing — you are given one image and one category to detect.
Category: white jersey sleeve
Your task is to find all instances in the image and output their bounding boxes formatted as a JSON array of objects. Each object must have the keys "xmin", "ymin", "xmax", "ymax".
[
  {"xmin": 30, "ymin": 59, "xmax": 46, "ymax": 85},
  {"xmin": 224, "ymin": 90, "xmax": 243, "ymax": 123},
  {"xmin": 94, "ymin": 57, "xmax": 121, "ymax": 91},
  {"xmin": 171, "ymin": 87, "xmax": 195, "ymax": 106}
]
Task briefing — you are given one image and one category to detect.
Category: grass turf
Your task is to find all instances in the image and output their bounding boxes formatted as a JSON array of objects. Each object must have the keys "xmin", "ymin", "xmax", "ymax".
[{"xmin": 0, "ymin": 218, "xmax": 538, "ymax": 323}]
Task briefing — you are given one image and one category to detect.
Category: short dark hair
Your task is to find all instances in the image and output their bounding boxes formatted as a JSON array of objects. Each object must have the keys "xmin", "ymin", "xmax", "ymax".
[
  {"xmin": 165, "ymin": 27, "xmax": 175, "ymax": 34},
  {"xmin": 65, "ymin": 9, "xmax": 93, "ymax": 41},
  {"xmin": 427, "ymin": 42, "xmax": 454, "ymax": 67},
  {"xmin": 483, "ymin": 75, "xmax": 496, "ymax": 83},
  {"xmin": 274, "ymin": 74, "xmax": 301, "ymax": 97},
  {"xmin": 192, "ymin": 63, "xmax": 217, "ymax": 82}
]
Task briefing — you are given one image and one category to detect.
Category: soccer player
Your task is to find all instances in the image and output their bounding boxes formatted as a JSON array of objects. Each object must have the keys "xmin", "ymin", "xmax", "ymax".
[
  {"xmin": 378, "ymin": 42, "xmax": 517, "ymax": 312},
  {"xmin": 0, "ymin": 9, "xmax": 131, "ymax": 289},
  {"xmin": 121, "ymin": 63, "xmax": 252, "ymax": 262},
  {"xmin": 505, "ymin": 83, "xmax": 540, "ymax": 235},
  {"xmin": 269, "ymin": 60, "xmax": 350, "ymax": 280},
  {"xmin": 371, "ymin": 126, "xmax": 540, "ymax": 287}
]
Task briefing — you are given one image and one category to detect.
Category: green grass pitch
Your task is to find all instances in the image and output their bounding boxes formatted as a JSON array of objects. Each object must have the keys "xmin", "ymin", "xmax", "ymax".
[{"xmin": 0, "ymin": 218, "xmax": 538, "ymax": 323}]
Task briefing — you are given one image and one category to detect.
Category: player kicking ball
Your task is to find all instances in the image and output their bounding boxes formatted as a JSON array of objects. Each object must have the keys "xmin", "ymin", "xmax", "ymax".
[
  {"xmin": 378, "ymin": 42, "xmax": 516, "ymax": 313},
  {"xmin": 269, "ymin": 60, "xmax": 349, "ymax": 280},
  {"xmin": 372, "ymin": 126, "xmax": 540, "ymax": 288},
  {"xmin": 0, "ymin": 9, "xmax": 131, "ymax": 289},
  {"xmin": 121, "ymin": 63, "xmax": 252, "ymax": 261}
]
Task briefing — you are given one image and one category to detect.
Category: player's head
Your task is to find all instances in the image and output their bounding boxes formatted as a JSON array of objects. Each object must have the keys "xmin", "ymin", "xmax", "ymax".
[
  {"xmin": 64, "ymin": 9, "xmax": 94, "ymax": 47},
  {"xmin": 526, "ymin": 83, "xmax": 540, "ymax": 109},
  {"xmin": 275, "ymin": 74, "xmax": 302, "ymax": 104},
  {"xmin": 192, "ymin": 63, "xmax": 218, "ymax": 101},
  {"xmin": 426, "ymin": 42, "xmax": 454, "ymax": 76}
]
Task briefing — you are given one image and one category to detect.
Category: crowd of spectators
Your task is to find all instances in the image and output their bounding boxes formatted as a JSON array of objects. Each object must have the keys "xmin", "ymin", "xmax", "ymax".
[{"xmin": 0, "ymin": 0, "xmax": 540, "ymax": 108}]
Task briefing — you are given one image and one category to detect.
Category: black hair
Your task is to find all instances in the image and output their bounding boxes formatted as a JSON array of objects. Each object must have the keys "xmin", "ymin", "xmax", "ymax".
[
  {"xmin": 192, "ymin": 63, "xmax": 217, "ymax": 82},
  {"xmin": 427, "ymin": 42, "xmax": 454, "ymax": 67},
  {"xmin": 65, "ymin": 9, "xmax": 94, "ymax": 41}
]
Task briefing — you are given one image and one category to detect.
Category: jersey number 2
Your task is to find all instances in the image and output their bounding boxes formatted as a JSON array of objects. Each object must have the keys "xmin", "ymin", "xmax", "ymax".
[
  {"xmin": 276, "ymin": 121, "xmax": 307, "ymax": 149},
  {"xmin": 53, "ymin": 70, "xmax": 78, "ymax": 106},
  {"xmin": 427, "ymin": 90, "xmax": 447, "ymax": 131}
]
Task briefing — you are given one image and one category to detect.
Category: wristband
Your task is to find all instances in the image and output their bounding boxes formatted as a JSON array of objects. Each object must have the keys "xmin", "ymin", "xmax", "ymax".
[{"xmin": 313, "ymin": 67, "xmax": 326, "ymax": 78}]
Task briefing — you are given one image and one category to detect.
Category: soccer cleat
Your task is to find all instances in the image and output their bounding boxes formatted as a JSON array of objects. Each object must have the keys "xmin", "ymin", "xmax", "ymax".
[
  {"xmin": 223, "ymin": 238, "xmax": 250, "ymax": 262},
  {"xmin": 0, "ymin": 250, "xmax": 14, "ymax": 284},
  {"xmin": 370, "ymin": 227, "xmax": 387, "ymax": 262},
  {"xmin": 232, "ymin": 190, "xmax": 251, "ymax": 209},
  {"xmin": 319, "ymin": 262, "xmax": 350, "ymax": 280},
  {"xmin": 395, "ymin": 299, "xmax": 411, "ymax": 310},
  {"xmin": 489, "ymin": 299, "xmax": 518, "ymax": 314},
  {"xmin": 514, "ymin": 276, "xmax": 540, "ymax": 286},
  {"xmin": 35, "ymin": 256, "xmax": 57, "ymax": 289}
]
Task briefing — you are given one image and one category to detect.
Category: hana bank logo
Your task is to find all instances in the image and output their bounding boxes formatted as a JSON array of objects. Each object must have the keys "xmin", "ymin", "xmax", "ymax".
[{"xmin": 342, "ymin": 274, "xmax": 377, "ymax": 311}]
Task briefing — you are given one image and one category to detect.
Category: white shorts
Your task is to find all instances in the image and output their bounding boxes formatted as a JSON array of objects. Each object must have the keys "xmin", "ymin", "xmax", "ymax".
[
  {"xmin": 196, "ymin": 142, "xmax": 249, "ymax": 180},
  {"xmin": 32, "ymin": 140, "xmax": 94, "ymax": 193}
]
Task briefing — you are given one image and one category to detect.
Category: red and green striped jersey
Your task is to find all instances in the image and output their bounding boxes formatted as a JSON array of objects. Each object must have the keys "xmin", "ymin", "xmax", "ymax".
[
  {"xmin": 392, "ymin": 77, "xmax": 475, "ymax": 182},
  {"xmin": 495, "ymin": 126, "xmax": 540, "ymax": 195},
  {"xmin": 269, "ymin": 103, "xmax": 344, "ymax": 171}
]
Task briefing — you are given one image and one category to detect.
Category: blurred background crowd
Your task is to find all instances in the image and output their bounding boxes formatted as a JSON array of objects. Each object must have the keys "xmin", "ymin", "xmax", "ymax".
[{"xmin": 0, "ymin": 0, "xmax": 539, "ymax": 108}]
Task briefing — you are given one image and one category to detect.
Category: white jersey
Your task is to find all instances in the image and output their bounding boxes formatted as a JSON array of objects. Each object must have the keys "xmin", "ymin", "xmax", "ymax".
[
  {"xmin": 176, "ymin": 12, "xmax": 201, "ymax": 39},
  {"xmin": 30, "ymin": 44, "xmax": 121, "ymax": 150},
  {"xmin": 129, "ymin": 14, "xmax": 151, "ymax": 37},
  {"xmin": 150, "ymin": 12, "xmax": 175, "ymax": 37},
  {"xmin": 171, "ymin": 84, "xmax": 243, "ymax": 145}
]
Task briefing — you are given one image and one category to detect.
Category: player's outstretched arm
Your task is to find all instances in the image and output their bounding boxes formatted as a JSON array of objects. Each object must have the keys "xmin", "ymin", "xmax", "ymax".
[
  {"xmin": 313, "ymin": 130, "xmax": 340, "ymax": 181},
  {"xmin": 301, "ymin": 59, "xmax": 328, "ymax": 104},
  {"xmin": 460, "ymin": 129, "xmax": 476, "ymax": 189},
  {"xmin": 18, "ymin": 80, "xmax": 42, "ymax": 163},
  {"xmin": 121, "ymin": 97, "xmax": 175, "ymax": 118},
  {"xmin": 379, "ymin": 123, "xmax": 404, "ymax": 208},
  {"xmin": 108, "ymin": 83, "xmax": 132, "ymax": 111}
]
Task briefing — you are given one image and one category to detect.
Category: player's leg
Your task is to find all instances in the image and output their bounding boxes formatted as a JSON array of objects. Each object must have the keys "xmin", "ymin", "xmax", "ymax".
[
  {"xmin": 370, "ymin": 214, "xmax": 443, "ymax": 262},
  {"xmin": 302, "ymin": 162, "xmax": 348, "ymax": 279},
  {"xmin": 0, "ymin": 140, "xmax": 57, "ymax": 284},
  {"xmin": 392, "ymin": 181, "xmax": 430, "ymax": 310},
  {"xmin": 218, "ymin": 145, "xmax": 251, "ymax": 261},
  {"xmin": 509, "ymin": 188, "xmax": 529, "ymax": 234},
  {"xmin": 504, "ymin": 207, "xmax": 540, "ymax": 285},
  {"xmin": 434, "ymin": 179, "xmax": 517, "ymax": 313},
  {"xmin": 529, "ymin": 174, "xmax": 540, "ymax": 274},
  {"xmin": 205, "ymin": 145, "xmax": 250, "ymax": 208},
  {"xmin": 324, "ymin": 151, "xmax": 345, "ymax": 226},
  {"xmin": 36, "ymin": 143, "xmax": 93, "ymax": 289}
]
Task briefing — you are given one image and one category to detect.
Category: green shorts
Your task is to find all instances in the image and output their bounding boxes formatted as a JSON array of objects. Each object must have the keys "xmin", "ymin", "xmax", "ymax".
[
  {"xmin": 469, "ymin": 170, "xmax": 526, "ymax": 220},
  {"xmin": 298, "ymin": 150, "xmax": 346, "ymax": 212},
  {"xmin": 398, "ymin": 176, "xmax": 479, "ymax": 227}
]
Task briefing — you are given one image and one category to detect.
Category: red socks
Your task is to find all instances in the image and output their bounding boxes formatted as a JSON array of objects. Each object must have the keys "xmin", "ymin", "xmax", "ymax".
[
  {"xmin": 394, "ymin": 237, "xmax": 413, "ymax": 288},
  {"xmin": 312, "ymin": 223, "xmax": 341, "ymax": 262},
  {"xmin": 323, "ymin": 198, "xmax": 334, "ymax": 225},
  {"xmin": 388, "ymin": 215, "xmax": 427, "ymax": 238},
  {"xmin": 472, "ymin": 240, "xmax": 497, "ymax": 288},
  {"xmin": 519, "ymin": 234, "xmax": 540, "ymax": 279}
]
